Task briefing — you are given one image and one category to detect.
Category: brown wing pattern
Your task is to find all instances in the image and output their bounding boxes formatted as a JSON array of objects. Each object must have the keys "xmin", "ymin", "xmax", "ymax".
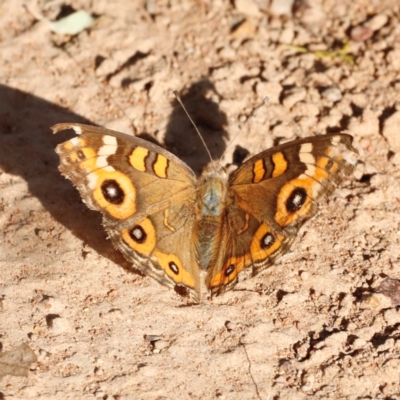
[
  {"xmin": 207, "ymin": 134, "xmax": 358, "ymax": 295},
  {"xmin": 54, "ymin": 123, "xmax": 201, "ymax": 300}
]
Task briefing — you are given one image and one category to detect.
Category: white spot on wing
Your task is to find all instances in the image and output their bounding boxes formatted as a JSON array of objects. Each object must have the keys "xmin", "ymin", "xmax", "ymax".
[
  {"xmin": 301, "ymin": 142, "xmax": 313, "ymax": 153},
  {"xmin": 331, "ymin": 136, "xmax": 340, "ymax": 146},
  {"xmin": 299, "ymin": 143, "xmax": 316, "ymax": 175},
  {"xmin": 87, "ymin": 173, "xmax": 98, "ymax": 189},
  {"xmin": 70, "ymin": 125, "xmax": 82, "ymax": 135},
  {"xmin": 98, "ymin": 136, "xmax": 118, "ymax": 157},
  {"xmin": 297, "ymin": 173, "xmax": 309, "ymax": 180},
  {"xmin": 69, "ymin": 137, "xmax": 81, "ymax": 146},
  {"xmin": 103, "ymin": 136, "xmax": 118, "ymax": 146},
  {"xmin": 343, "ymin": 151, "xmax": 358, "ymax": 166},
  {"xmin": 96, "ymin": 156, "xmax": 108, "ymax": 168}
]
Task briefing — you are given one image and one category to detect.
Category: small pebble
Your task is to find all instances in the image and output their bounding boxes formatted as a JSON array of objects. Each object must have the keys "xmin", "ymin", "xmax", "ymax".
[
  {"xmin": 300, "ymin": 271, "xmax": 310, "ymax": 281},
  {"xmin": 231, "ymin": 19, "xmax": 256, "ymax": 38},
  {"xmin": 382, "ymin": 111, "xmax": 400, "ymax": 152},
  {"xmin": 153, "ymin": 339, "xmax": 170, "ymax": 352},
  {"xmin": 321, "ymin": 87, "xmax": 342, "ymax": 102},
  {"xmin": 234, "ymin": 0, "xmax": 262, "ymax": 16},
  {"xmin": 39, "ymin": 349, "xmax": 50, "ymax": 357},
  {"xmin": 47, "ymin": 315, "xmax": 71, "ymax": 333},
  {"xmin": 366, "ymin": 14, "xmax": 388, "ymax": 31},
  {"xmin": 270, "ymin": 0, "xmax": 294, "ymax": 16},
  {"xmin": 282, "ymin": 87, "xmax": 307, "ymax": 109},
  {"xmin": 144, "ymin": 335, "xmax": 162, "ymax": 342},
  {"xmin": 352, "ymin": 338, "xmax": 367, "ymax": 348},
  {"xmin": 350, "ymin": 26, "xmax": 373, "ymax": 42},
  {"xmin": 225, "ymin": 321, "xmax": 236, "ymax": 331},
  {"xmin": 363, "ymin": 294, "xmax": 392, "ymax": 310}
]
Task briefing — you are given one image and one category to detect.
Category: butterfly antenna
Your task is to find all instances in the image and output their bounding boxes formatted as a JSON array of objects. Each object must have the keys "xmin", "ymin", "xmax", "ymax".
[
  {"xmin": 173, "ymin": 90, "xmax": 213, "ymax": 162},
  {"xmin": 220, "ymin": 96, "xmax": 269, "ymax": 162}
]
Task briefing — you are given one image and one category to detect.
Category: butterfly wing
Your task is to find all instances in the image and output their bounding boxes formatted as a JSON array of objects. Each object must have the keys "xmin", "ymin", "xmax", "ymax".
[
  {"xmin": 53, "ymin": 123, "xmax": 201, "ymax": 300},
  {"xmin": 206, "ymin": 134, "xmax": 358, "ymax": 295}
]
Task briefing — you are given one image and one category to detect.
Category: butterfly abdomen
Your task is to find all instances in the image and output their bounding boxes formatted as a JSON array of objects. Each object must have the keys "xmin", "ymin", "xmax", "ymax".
[
  {"xmin": 193, "ymin": 161, "xmax": 230, "ymax": 271},
  {"xmin": 194, "ymin": 217, "xmax": 223, "ymax": 271}
]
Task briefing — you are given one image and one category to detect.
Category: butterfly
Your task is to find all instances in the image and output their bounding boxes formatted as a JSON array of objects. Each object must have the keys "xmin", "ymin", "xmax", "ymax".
[{"xmin": 53, "ymin": 122, "xmax": 357, "ymax": 301}]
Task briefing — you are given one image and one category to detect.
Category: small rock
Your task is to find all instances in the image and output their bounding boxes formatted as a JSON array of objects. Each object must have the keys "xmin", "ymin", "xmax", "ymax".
[
  {"xmin": 321, "ymin": 87, "xmax": 342, "ymax": 102},
  {"xmin": 387, "ymin": 49, "xmax": 400, "ymax": 66},
  {"xmin": 391, "ymin": 153, "xmax": 400, "ymax": 165},
  {"xmin": 350, "ymin": 26, "xmax": 373, "ymax": 42},
  {"xmin": 280, "ymin": 293, "xmax": 307, "ymax": 306},
  {"xmin": 279, "ymin": 25, "xmax": 294, "ymax": 44},
  {"xmin": 351, "ymin": 14, "xmax": 387, "ymax": 42},
  {"xmin": 270, "ymin": 0, "xmax": 294, "ymax": 16},
  {"xmin": 272, "ymin": 123, "xmax": 295, "ymax": 139},
  {"xmin": 319, "ymin": 386, "xmax": 336, "ymax": 394},
  {"xmin": 352, "ymin": 338, "xmax": 367, "ymax": 348},
  {"xmin": 382, "ymin": 111, "xmax": 400, "ymax": 152},
  {"xmin": 218, "ymin": 46, "xmax": 236, "ymax": 60},
  {"xmin": 107, "ymin": 308, "xmax": 123, "ymax": 320},
  {"xmin": 153, "ymin": 339, "xmax": 170, "ymax": 353},
  {"xmin": 291, "ymin": 102, "xmax": 320, "ymax": 117},
  {"xmin": 384, "ymin": 309, "xmax": 400, "ymax": 325},
  {"xmin": 363, "ymin": 294, "xmax": 392, "ymax": 310},
  {"xmin": 39, "ymin": 349, "xmax": 50, "ymax": 357},
  {"xmin": 94, "ymin": 367, "xmax": 104, "ymax": 376},
  {"xmin": 302, "ymin": 373, "xmax": 315, "ymax": 392},
  {"xmin": 43, "ymin": 298, "xmax": 66, "ymax": 314},
  {"xmin": 297, "ymin": 2, "xmax": 325, "ymax": 26},
  {"xmin": 349, "ymin": 93, "xmax": 368, "ymax": 108},
  {"xmin": 376, "ymin": 278, "xmax": 400, "ymax": 306},
  {"xmin": 282, "ymin": 87, "xmax": 307, "ymax": 109},
  {"xmin": 256, "ymin": 81, "xmax": 282, "ymax": 104},
  {"xmin": 144, "ymin": 334, "xmax": 162, "ymax": 342},
  {"xmin": 225, "ymin": 321, "xmax": 237, "ymax": 331},
  {"xmin": 365, "ymin": 14, "xmax": 388, "ymax": 31},
  {"xmin": 300, "ymin": 271, "xmax": 310, "ymax": 281},
  {"xmin": 48, "ymin": 316, "xmax": 71, "ymax": 333},
  {"xmin": 145, "ymin": 0, "xmax": 158, "ymax": 15},
  {"xmin": 231, "ymin": 19, "xmax": 256, "ymax": 38},
  {"xmin": 234, "ymin": 0, "xmax": 262, "ymax": 17}
]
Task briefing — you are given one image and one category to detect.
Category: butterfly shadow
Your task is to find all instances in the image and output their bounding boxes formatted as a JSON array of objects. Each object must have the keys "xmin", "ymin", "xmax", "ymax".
[
  {"xmin": 0, "ymin": 82, "xmax": 230, "ymax": 281},
  {"xmin": 0, "ymin": 84, "xmax": 131, "ymax": 272},
  {"xmin": 163, "ymin": 79, "xmax": 229, "ymax": 174}
]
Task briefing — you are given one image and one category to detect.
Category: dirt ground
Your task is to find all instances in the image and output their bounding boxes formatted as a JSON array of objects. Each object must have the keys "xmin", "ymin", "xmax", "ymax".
[{"xmin": 1, "ymin": 0, "xmax": 400, "ymax": 399}]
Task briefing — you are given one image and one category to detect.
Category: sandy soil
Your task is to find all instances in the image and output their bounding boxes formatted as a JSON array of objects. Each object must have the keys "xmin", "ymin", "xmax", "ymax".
[{"xmin": 1, "ymin": 0, "xmax": 400, "ymax": 399}]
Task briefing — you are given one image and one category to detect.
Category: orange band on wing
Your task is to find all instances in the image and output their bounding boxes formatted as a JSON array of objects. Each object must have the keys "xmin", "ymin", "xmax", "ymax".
[
  {"xmin": 209, "ymin": 255, "xmax": 248, "ymax": 288},
  {"xmin": 154, "ymin": 251, "xmax": 195, "ymax": 288},
  {"xmin": 272, "ymin": 152, "xmax": 287, "ymax": 177},
  {"xmin": 253, "ymin": 159, "xmax": 266, "ymax": 183},
  {"xmin": 130, "ymin": 147, "xmax": 149, "ymax": 172},
  {"xmin": 153, "ymin": 154, "xmax": 168, "ymax": 178}
]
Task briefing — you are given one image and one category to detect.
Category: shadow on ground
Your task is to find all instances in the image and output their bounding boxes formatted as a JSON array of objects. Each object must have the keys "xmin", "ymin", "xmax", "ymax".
[{"xmin": 0, "ymin": 82, "xmax": 229, "ymax": 270}]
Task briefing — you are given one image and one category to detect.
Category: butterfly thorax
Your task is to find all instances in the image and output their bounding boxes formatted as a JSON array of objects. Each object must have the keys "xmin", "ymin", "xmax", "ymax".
[
  {"xmin": 194, "ymin": 161, "xmax": 229, "ymax": 270},
  {"xmin": 197, "ymin": 161, "xmax": 228, "ymax": 217}
]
